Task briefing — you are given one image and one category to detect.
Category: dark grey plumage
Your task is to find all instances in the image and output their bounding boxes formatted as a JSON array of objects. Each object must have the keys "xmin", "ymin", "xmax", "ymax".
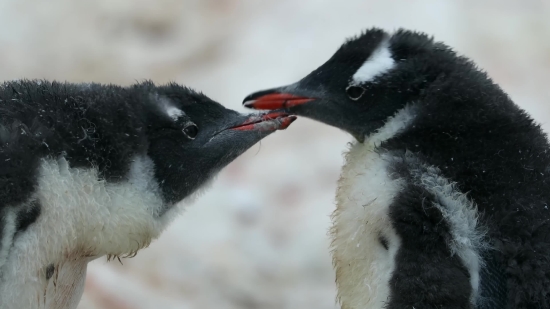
[
  {"xmin": 0, "ymin": 79, "xmax": 294, "ymax": 309},
  {"xmin": 244, "ymin": 28, "xmax": 550, "ymax": 309}
]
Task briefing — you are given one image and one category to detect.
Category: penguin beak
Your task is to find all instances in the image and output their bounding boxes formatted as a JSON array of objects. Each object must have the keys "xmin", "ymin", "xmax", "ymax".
[
  {"xmin": 206, "ymin": 109, "xmax": 296, "ymax": 149},
  {"xmin": 228, "ymin": 110, "xmax": 296, "ymax": 131},
  {"xmin": 242, "ymin": 89, "xmax": 315, "ymax": 110},
  {"xmin": 243, "ymin": 87, "xmax": 367, "ymax": 143}
]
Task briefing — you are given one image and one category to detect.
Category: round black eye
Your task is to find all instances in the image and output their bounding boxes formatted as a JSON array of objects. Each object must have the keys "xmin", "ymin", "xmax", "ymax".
[
  {"xmin": 182, "ymin": 123, "xmax": 198, "ymax": 139},
  {"xmin": 346, "ymin": 86, "xmax": 366, "ymax": 101}
]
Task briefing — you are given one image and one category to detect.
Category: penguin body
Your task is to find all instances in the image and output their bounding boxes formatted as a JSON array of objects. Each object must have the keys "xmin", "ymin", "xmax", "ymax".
[
  {"xmin": 0, "ymin": 80, "xmax": 294, "ymax": 309},
  {"xmin": 244, "ymin": 29, "xmax": 549, "ymax": 308}
]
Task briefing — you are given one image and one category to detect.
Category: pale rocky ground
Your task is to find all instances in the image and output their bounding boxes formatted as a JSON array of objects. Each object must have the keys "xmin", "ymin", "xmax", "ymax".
[{"xmin": 0, "ymin": 0, "xmax": 549, "ymax": 308}]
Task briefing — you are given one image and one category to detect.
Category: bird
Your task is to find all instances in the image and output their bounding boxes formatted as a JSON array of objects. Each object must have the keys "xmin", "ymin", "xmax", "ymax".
[
  {"xmin": 0, "ymin": 79, "xmax": 295, "ymax": 309},
  {"xmin": 243, "ymin": 28, "xmax": 550, "ymax": 309}
]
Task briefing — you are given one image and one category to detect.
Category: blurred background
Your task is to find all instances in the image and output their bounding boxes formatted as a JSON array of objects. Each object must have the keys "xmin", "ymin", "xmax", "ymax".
[{"xmin": 1, "ymin": 0, "xmax": 549, "ymax": 308}]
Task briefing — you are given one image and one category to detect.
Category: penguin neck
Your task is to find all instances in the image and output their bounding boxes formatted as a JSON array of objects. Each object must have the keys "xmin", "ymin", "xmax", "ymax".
[{"xmin": 362, "ymin": 103, "xmax": 418, "ymax": 148}]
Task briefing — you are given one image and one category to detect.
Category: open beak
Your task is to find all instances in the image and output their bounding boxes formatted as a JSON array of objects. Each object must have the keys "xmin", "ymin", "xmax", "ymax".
[
  {"xmin": 228, "ymin": 110, "xmax": 296, "ymax": 131},
  {"xmin": 242, "ymin": 87, "xmax": 367, "ymax": 143},
  {"xmin": 243, "ymin": 90, "xmax": 315, "ymax": 111}
]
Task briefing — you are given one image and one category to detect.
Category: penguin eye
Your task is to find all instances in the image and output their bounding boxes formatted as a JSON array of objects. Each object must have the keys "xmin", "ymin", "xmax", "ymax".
[
  {"xmin": 182, "ymin": 123, "xmax": 198, "ymax": 140},
  {"xmin": 346, "ymin": 85, "xmax": 366, "ymax": 101}
]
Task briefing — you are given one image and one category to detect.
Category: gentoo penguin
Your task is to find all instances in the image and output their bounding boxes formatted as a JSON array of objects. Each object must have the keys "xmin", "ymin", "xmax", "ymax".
[
  {"xmin": 243, "ymin": 28, "xmax": 550, "ymax": 309},
  {"xmin": 0, "ymin": 79, "xmax": 295, "ymax": 309}
]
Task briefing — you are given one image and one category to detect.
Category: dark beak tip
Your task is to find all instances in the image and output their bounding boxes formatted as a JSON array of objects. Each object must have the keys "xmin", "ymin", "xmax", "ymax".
[
  {"xmin": 242, "ymin": 100, "xmax": 255, "ymax": 109},
  {"xmin": 242, "ymin": 93, "xmax": 256, "ymax": 104},
  {"xmin": 272, "ymin": 114, "xmax": 298, "ymax": 131},
  {"xmin": 283, "ymin": 115, "xmax": 298, "ymax": 128}
]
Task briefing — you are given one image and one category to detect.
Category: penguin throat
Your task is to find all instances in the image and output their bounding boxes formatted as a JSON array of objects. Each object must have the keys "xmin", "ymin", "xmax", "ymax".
[{"xmin": 362, "ymin": 103, "xmax": 417, "ymax": 146}]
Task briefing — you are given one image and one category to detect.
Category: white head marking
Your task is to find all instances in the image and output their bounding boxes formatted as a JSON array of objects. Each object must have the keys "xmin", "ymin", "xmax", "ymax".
[
  {"xmin": 351, "ymin": 40, "xmax": 395, "ymax": 85},
  {"xmin": 158, "ymin": 97, "xmax": 184, "ymax": 121},
  {"xmin": 166, "ymin": 106, "xmax": 184, "ymax": 121}
]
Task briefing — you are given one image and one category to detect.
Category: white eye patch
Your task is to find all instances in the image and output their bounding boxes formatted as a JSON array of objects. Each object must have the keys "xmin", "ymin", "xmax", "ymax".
[
  {"xmin": 157, "ymin": 96, "xmax": 185, "ymax": 121},
  {"xmin": 166, "ymin": 106, "xmax": 184, "ymax": 121},
  {"xmin": 351, "ymin": 40, "xmax": 395, "ymax": 85}
]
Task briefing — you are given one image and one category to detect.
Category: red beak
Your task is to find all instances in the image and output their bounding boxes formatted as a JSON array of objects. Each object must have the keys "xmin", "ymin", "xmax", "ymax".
[
  {"xmin": 229, "ymin": 110, "xmax": 296, "ymax": 131},
  {"xmin": 243, "ymin": 93, "xmax": 314, "ymax": 110}
]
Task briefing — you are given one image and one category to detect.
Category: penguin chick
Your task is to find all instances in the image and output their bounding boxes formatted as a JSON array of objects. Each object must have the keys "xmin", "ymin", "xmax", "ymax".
[
  {"xmin": 0, "ymin": 79, "xmax": 295, "ymax": 309},
  {"xmin": 244, "ymin": 28, "xmax": 550, "ymax": 309}
]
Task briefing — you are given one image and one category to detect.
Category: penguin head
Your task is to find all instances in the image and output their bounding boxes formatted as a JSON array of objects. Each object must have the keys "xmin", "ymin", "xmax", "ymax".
[
  {"xmin": 243, "ymin": 28, "xmax": 451, "ymax": 142},
  {"xmin": 138, "ymin": 82, "xmax": 295, "ymax": 205}
]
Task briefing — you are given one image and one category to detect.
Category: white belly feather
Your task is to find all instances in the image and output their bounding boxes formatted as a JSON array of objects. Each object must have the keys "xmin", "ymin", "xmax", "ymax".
[
  {"xmin": 0, "ymin": 155, "xmax": 183, "ymax": 309},
  {"xmin": 330, "ymin": 104, "xmax": 485, "ymax": 308},
  {"xmin": 332, "ymin": 142, "xmax": 403, "ymax": 309},
  {"xmin": 330, "ymin": 105, "xmax": 417, "ymax": 309}
]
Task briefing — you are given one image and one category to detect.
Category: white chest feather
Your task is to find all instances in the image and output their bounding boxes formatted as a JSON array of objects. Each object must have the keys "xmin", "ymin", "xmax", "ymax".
[
  {"xmin": 330, "ymin": 105, "xmax": 415, "ymax": 309},
  {"xmin": 0, "ymin": 155, "xmax": 183, "ymax": 309},
  {"xmin": 330, "ymin": 104, "xmax": 485, "ymax": 308},
  {"xmin": 332, "ymin": 143, "xmax": 403, "ymax": 309}
]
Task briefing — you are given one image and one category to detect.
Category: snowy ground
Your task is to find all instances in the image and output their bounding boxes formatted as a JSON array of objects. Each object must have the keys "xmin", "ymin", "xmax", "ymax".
[{"xmin": 0, "ymin": 1, "xmax": 549, "ymax": 308}]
